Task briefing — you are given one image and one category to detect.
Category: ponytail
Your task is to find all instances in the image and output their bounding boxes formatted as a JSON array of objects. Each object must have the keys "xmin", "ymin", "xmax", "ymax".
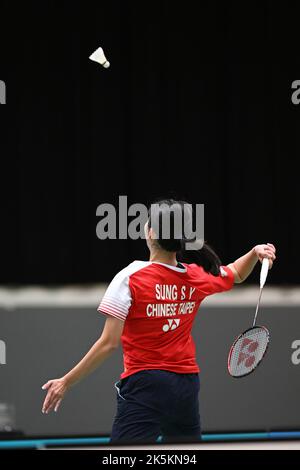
[
  {"xmin": 148, "ymin": 199, "xmax": 222, "ymax": 276},
  {"xmin": 179, "ymin": 241, "xmax": 222, "ymax": 276}
]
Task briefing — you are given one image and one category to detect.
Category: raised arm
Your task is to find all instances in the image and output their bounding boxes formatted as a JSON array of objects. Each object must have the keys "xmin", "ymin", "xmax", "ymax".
[
  {"xmin": 41, "ymin": 316, "xmax": 124, "ymax": 414},
  {"xmin": 227, "ymin": 243, "xmax": 276, "ymax": 284}
]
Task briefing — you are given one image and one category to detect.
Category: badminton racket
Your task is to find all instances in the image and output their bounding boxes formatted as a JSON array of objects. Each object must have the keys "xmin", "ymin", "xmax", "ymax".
[{"xmin": 228, "ymin": 257, "xmax": 270, "ymax": 378}]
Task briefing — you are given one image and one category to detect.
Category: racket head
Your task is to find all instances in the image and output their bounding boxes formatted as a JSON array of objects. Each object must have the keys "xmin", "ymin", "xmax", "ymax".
[{"xmin": 228, "ymin": 325, "xmax": 270, "ymax": 378}]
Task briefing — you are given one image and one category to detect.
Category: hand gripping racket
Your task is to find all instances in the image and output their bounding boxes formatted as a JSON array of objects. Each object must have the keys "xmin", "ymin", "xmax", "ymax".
[{"xmin": 228, "ymin": 258, "xmax": 270, "ymax": 378}]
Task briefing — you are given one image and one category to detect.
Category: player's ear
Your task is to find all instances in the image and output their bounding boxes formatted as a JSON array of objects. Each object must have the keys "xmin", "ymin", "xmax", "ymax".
[
  {"xmin": 144, "ymin": 221, "xmax": 149, "ymax": 239},
  {"xmin": 148, "ymin": 227, "xmax": 157, "ymax": 241}
]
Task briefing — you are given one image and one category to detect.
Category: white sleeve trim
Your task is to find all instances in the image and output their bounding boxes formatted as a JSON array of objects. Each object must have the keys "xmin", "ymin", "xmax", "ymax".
[
  {"xmin": 97, "ymin": 261, "xmax": 150, "ymax": 321},
  {"xmin": 220, "ymin": 266, "xmax": 228, "ymax": 277}
]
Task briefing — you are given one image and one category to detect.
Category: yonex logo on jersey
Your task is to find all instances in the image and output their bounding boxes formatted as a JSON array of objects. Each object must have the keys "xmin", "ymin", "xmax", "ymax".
[
  {"xmin": 237, "ymin": 338, "xmax": 259, "ymax": 368},
  {"xmin": 162, "ymin": 319, "xmax": 180, "ymax": 332}
]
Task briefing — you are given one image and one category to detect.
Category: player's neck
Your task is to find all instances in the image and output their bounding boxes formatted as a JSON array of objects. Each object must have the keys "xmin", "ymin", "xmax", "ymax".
[{"xmin": 149, "ymin": 249, "xmax": 178, "ymax": 267}]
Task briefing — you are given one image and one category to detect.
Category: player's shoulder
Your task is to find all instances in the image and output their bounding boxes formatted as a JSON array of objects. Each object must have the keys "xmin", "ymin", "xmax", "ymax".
[
  {"xmin": 113, "ymin": 260, "xmax": 152, "ymax": 281},
  {"xmin": 183, "ymin": 262, "xmax": 205, "ymax": 275},
  {"xmin": 184, "ymin": 263, "xmax": 230, "ymax": 277}
]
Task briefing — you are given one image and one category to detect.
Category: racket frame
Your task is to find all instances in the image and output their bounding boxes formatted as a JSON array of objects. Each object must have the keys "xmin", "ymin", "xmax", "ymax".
[{"xmin": 227, "ymin": 325, "xmax": 270, "ymax": 378}]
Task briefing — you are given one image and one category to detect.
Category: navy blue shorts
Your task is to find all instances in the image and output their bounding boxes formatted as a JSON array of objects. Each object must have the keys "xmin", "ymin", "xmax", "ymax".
[{"xmin": 110, "ymin": 369, "xmax": 201, "ymax": 444}]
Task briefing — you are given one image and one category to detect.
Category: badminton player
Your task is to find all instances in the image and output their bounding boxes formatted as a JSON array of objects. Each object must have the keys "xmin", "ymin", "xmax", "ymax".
[{"xmin": 42, "ymin": 199, "xmax": 276, "ymax": 443}]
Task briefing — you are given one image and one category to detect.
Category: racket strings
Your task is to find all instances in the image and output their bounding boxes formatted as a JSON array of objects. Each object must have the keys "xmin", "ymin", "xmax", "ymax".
[{"xmin": 228, "ymin": 327, "xmax": 269, "ymax": 377}]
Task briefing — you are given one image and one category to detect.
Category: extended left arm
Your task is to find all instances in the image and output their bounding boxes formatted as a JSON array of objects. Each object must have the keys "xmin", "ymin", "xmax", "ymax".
[
  {"xmin": 227, "ymin": 243, "xmax": 276, "ymax": 284},
  {"xmin": 42, "ymin": 316, "xmax": 124, "ymax": 414}
]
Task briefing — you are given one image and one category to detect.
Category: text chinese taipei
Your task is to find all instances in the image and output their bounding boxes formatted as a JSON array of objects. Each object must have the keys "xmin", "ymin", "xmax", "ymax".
[{"xmin": 146, "ymin": 284, "xmax": 196, "ymax": 317}]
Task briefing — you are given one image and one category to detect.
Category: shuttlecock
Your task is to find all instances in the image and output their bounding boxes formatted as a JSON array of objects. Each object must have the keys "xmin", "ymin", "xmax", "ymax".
[{"xmin": 89, "ymin": 46, "xmax": 110, "ymax": 68}]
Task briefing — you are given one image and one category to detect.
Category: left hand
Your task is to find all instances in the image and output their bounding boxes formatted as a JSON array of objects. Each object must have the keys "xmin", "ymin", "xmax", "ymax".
[
  {"xmin": 42, "ymin": 377, "xmax": 69, "ymax": 414},
  {"xmin": 254, "ymin": 243, "xmax": 276, "ymax": 268}
]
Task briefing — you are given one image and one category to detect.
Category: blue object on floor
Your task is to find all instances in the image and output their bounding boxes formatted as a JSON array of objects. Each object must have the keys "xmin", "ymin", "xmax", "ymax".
[{"xmin": 1, "ymin": 431, "xmax": 300, "ymax": 449}]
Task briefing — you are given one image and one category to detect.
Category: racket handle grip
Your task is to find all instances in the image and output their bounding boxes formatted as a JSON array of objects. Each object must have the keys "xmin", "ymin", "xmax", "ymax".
[{"xmin": 260, "ymin": 257, "xmax": 270, "ymax": 288}]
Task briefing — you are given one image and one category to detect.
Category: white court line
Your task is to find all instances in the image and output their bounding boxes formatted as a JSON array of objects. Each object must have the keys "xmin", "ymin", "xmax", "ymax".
[{"xmin": 48, "ymin": 440, "xmax": 300, "ymax": 450}]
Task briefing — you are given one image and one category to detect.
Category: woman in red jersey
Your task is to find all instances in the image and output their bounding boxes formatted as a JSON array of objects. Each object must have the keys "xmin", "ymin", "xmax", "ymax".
[{"xmin": 42, "ymin": 199, "xmax": 276, "ymax": 443}]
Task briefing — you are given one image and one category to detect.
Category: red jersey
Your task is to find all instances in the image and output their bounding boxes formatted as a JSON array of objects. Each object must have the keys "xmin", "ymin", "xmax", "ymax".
[{"xmin": 98, "ymin": 261, "xmax": 234, "ymax": 379}]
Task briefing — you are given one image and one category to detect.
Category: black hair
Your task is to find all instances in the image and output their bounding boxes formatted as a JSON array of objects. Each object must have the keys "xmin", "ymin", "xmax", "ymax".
[{"xmin": 148, "ymin": 199, "xmax": 222, "ymax": 276}]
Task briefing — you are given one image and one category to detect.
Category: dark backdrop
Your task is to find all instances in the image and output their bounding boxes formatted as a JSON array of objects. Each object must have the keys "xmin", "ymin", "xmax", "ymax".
[{"xmin": 0, "ymin": 1, "xmax": 299, "ymax": 285}]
